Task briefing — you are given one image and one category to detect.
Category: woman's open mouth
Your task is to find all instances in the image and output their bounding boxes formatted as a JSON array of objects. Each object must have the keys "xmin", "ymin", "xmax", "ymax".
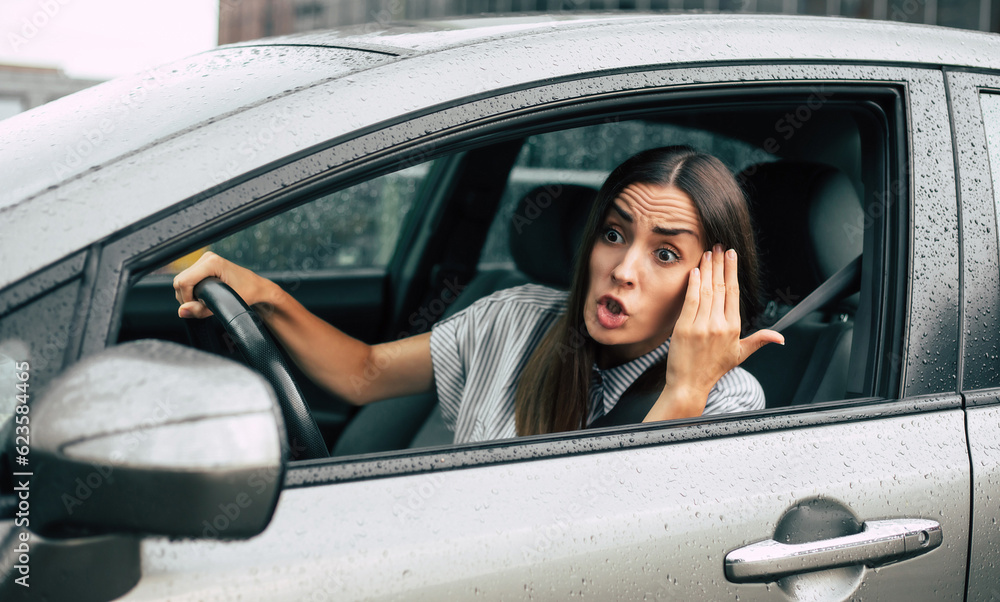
[{"xmin": 596, "ymin": 296, "xmax": 628, "ymax": 329}]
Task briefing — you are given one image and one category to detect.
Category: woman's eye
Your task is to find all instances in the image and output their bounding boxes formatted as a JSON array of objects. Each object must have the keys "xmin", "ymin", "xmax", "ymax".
[
  {"xmin": 656, "ymin": 248, "xmax": 679, "ymax": 263},
  {"xmin": 603, "ymin": 228, "xmax": 623, "ymax": 243}
]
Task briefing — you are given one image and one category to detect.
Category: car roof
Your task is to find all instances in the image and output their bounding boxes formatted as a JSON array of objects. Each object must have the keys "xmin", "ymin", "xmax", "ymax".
[
  {"xmin": 1, "ymin": 13, "xmax": 998, "ymax": 288},
  {"xmin": 234, "ymin": 12, "xmax": 1000, "ymax": 61}
]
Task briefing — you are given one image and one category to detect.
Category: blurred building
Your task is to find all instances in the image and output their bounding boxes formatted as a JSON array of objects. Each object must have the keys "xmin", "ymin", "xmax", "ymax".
[
  {"xmin": 0, "ymin": 63, "xmax": 102, "ymax": 120},
  {"xmin": 219, "ymin": 0, "xmax": 999, "ymax": 45}
]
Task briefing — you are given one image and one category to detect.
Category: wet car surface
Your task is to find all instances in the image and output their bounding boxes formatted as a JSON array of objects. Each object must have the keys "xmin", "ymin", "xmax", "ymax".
[{"xmin": 1, "ymin": 13, "xmax": 999, "ymax": 601}]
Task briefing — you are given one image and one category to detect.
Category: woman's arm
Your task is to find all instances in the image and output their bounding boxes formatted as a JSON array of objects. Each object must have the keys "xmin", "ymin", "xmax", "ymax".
[
  {"xmin": 643, "ymin": 245, "xmax": 783, "ymax": 422},
  {"xmin": 173, "ymin": 252, "xmax": 434, "ymax": 406}
]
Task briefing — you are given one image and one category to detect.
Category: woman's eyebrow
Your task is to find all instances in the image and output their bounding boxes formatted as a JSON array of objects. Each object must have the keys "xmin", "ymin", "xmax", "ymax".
[
  {"xmin": 652, "ymin": 226, "xmax": 698, "ymax": 237},
  {"xmin": 611, "ymin": 202, "xmax": 634, "ymax": 223},
  {"xmin": 611, "ymin": 203, "xmax": 697, "ymax": 238}
]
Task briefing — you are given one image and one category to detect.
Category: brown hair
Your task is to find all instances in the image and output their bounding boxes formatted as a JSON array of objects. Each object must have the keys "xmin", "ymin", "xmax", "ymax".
[{"xmin": 513, "ymin": 146, "xmax": 762, "ymax": 436}]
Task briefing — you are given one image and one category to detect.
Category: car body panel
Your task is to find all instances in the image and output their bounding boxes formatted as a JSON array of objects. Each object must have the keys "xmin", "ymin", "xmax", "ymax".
[
  {"xmin": 121, "ymin": 409, "xmax": 969, "ymax": 601},
  {"xmin": 947, "ymin": 69, "xmax": 1000, "ymax": 391},
  {"xmin": 950, "ymin": 68, "xmax": 1000, "ymax": 602},
  {"xmin": 966, "ymin": 403, "xmax": 1000, "ymax": 602},
  {"xmin": 241, "ymin": 13, "xmax": 1000, "ymax": 64}
]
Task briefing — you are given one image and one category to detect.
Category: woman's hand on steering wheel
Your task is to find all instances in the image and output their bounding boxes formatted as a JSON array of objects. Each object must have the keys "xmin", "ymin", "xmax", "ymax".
[
  {"xmin": 173, "ymin": 251, "xmax": 329, "ymax": 460},
  {"xmin": 174, "ymin": 251, "xmax": 273, "ymax": 320}
]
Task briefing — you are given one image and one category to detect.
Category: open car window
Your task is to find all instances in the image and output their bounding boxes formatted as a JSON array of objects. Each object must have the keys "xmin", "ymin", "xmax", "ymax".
[{"xmin": 125, "ymin": 84, "xmax": 903, "ymax": 463}]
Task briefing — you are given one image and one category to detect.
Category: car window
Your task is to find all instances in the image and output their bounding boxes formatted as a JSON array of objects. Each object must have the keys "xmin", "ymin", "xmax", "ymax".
[
  {"xmin": 983, "ymin": 92, "xmax": 1000, "ymax": 217},
  {"xmin": 155, "ymin": 161, "xmax": 434, "ymax": 275},
  {"xmin": 130, "ymin": 88, "xmax": 899, "ymax": 460},
  {"xmin": 479, "ymin": 121, "xmax": 776, "ymax": 268},
  {"xmin": 462, "ymin": 98, "xmax": 893, "ymax": 418}
]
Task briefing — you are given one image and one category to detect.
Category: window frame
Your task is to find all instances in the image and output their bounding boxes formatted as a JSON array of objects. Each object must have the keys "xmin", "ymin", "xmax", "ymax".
[
  {"xmin": 945, "ymin": 70, "xmax": 1000, "ymax": 398},
  {"xmin": 81, "ymin": 64, "xmax": 953, "ymax": 486}
]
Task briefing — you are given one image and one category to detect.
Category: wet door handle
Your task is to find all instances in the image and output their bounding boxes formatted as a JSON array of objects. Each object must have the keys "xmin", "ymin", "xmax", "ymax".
[{"xmin": 725, "ymin": 519, "xmax": 942, "ymax": 582}]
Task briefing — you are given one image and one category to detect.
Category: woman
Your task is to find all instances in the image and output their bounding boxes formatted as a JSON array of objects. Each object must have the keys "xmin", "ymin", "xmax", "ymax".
[{"xmin": 174, "ymin": 146, "xmax": 783, "ymax": 444}]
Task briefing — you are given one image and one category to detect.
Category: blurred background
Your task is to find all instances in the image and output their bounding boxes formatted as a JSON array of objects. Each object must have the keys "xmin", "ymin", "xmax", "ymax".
[{"xmin": 2, "ymin": 0, "xmax": 998, "ymax": 121}]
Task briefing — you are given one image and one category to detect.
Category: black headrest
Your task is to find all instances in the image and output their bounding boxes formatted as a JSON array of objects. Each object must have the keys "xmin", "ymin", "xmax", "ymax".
[
  {"xmin": 739, "ymin": 162, "xmax": 864, "ymax": 299},
  {"xmin": 509, "ymin": 184, "xmax": 596, "ymax": 288}
]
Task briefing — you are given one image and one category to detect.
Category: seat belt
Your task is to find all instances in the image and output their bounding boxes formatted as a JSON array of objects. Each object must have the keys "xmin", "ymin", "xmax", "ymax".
[
  {"xmin": 588, "ymin": 254, "xmax": 863, "ymax": 429},
  {"xmin": 770, "ymin": 254, "xmax": 862, "ymax": 333}
]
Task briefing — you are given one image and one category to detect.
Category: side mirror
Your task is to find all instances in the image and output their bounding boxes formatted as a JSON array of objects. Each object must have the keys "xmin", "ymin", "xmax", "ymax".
[{"xmin": 1, "ymin": 340, "xmax": 287, "ymax": 601}]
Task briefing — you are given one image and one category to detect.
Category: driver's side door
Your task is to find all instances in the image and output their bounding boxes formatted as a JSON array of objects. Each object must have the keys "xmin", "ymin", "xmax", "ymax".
[{"xmin": 116, "ymin": 65, "xmax": 968, "ymax": 600}]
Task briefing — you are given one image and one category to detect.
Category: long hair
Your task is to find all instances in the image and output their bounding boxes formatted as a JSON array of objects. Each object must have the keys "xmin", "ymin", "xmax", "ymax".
[{"xmin": 513, "ymin": 146, "xmax": 763, "ymax": 436}]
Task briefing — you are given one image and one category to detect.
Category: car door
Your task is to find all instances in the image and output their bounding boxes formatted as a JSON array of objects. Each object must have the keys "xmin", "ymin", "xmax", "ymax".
[
  {"xmin": 87, "ymin": 63, "xmax": 970, "ymax": 600},
  {"xmin": 947, "ymin": 68, "xmax": 1000, "ymax": 602}
]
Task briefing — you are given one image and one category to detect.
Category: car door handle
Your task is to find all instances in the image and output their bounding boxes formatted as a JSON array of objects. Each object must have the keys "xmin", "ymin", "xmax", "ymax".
[{"xmin": 725, "ymin": 519, "xmax": 942, "ymax": 582}]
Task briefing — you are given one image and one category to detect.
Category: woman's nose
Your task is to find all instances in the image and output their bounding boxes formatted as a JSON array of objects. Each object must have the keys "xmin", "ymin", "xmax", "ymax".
[{"xmin": 610, "ymin": 246, "xmax": 640, "ymax": 287}]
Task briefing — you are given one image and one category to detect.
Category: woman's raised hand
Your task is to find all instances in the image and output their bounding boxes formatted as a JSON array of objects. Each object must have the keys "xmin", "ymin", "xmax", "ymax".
[
  {"xmin": 173, "ymin": 251, "xmax": 272, "ymax": 319},
  {"xmin": 649, "ymin": 244, "xmax": 783, "ymax": 420}
]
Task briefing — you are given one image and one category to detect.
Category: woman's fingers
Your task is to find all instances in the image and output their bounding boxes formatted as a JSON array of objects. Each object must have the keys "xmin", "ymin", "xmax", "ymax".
[
  {"xmin": 740, "ymin": 328, "xmax": 785, "ymax": 361},
  {"xmin": 678, "ymin": 246, "xmax": 746, "ymax": 343},
  {"xmin": 173, "ymin": 272, "xmax": 198, "ymax": 316},
  {"xmin": 709, "ymin": 244, "xmax": 727, "ymax": 323},
  {"xmin": 178, "ymin": 300, "xmax": 213, "ymax": 319},
  {"xmin": 723, "ymin": 248, "xmax": 740, "ymax": 325},
  {"xmin": 696, "ymin": 249, "xmax": 714, "ymax": 323},
  {"xmin": 677, "ymin": 263, "xmax": 702, "ymax": 326},
  {"xmin": 173, "ymin": 251, "xmax": 223, "ymax": 319}
]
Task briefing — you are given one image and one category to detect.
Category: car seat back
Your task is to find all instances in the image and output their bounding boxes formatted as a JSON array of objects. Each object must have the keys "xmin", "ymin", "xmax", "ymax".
[
  {"xmin": 738, "ymin": 161, "xmax": 865, "ymax": 407},
  {"xmin": 332, "ymin": 184, "xmax": 597, "ymax": 455}
]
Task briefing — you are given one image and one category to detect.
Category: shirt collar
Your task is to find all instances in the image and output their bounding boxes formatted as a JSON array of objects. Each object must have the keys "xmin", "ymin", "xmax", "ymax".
[{"xmin": 589, "ymin": 338, "xmax": 671, "ymax": 421}]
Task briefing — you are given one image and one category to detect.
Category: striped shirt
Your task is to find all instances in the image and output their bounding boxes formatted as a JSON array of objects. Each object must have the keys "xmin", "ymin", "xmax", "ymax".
[{"xmin": 429, "ymin": 284, "xmax": 765, "ymax": 443}]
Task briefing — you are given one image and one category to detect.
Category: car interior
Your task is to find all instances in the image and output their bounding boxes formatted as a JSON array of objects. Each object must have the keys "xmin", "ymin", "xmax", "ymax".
[{"xmin": 117, "ymin": 86, "xmax": 902, "ymax": 460}]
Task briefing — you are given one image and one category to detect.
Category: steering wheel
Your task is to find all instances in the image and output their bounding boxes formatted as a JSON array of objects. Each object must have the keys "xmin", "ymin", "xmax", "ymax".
[{"xmin": 191, "ymin": 277, "xmax": 328, "ymax": 460}]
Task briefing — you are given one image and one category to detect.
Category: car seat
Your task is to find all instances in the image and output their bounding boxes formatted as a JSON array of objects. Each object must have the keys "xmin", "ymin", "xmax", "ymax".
[
  {"xmin": 331, "ymin": 184, "xmax": 596, "ymax": 455},
  {"xmin": 738, "ymin": 161, "xmax": 865, "ymax": 407}
]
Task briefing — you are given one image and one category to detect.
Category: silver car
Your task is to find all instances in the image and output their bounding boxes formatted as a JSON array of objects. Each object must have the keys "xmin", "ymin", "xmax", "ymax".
[{"xmin": 1, "ymin": 13, "xmax": 999, "ymax": 601}]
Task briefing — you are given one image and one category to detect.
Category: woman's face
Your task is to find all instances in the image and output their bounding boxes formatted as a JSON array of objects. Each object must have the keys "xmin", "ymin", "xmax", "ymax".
[{"xmin": 584, "ymin": 182, "xmax": 707, "ymax": 368}]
